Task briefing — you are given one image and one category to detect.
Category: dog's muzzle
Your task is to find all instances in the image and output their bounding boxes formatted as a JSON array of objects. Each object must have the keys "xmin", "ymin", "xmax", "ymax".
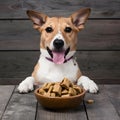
[{"xmin": 46, "ymin": 46, "xmax": 71, "ymax": 64}]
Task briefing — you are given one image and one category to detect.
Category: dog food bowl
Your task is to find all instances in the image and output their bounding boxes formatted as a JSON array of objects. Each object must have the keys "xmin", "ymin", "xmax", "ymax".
[{"xmin": 34, "ymin": 87, "xmax": 86, "ymax": 110}]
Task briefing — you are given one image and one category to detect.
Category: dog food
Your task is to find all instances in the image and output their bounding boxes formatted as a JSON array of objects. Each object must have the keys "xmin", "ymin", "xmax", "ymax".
[
  {"xmin": 38, "ymin": 78, "xmax": 83, "ymax": 97},
  {"xmin": 86, "ymin": 99, "xmax": 94, "ymax": 104}
]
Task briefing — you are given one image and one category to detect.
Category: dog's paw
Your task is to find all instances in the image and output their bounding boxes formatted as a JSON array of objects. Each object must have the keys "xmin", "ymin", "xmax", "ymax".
[
  {"xmin": 77, "ymin": 76, "xmax": 99, "ymax": 93},
  {"xmin": 18, "ymin": 77, "xmax": 34, "ymax": 93}
]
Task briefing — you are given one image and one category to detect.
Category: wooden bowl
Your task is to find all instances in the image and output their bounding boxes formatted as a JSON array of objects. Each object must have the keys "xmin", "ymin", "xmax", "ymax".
[{"xmin": 34, "ymin": 88, "xmax": 86, "ymax": 110}]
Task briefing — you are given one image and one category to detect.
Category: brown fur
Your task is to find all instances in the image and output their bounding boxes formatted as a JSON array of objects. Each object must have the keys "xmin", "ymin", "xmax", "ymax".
[
  {"xmin": 76, "ymin": 69, "xmax": 82, "ymax": 80},
  {"xmin": 37, "ymin": 17, "xmax": 79, "ymax": 51},
  {"xmin": 32, "ymin": 63, "xmax": 40, "ymax": 84}
]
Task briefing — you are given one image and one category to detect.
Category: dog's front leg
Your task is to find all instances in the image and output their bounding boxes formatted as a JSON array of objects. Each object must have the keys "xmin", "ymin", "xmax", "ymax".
[
  {"xmin": 18, "ymin": 76, "xmax": 35, "ymax": 93},
  {"xmin": 77, "ymin": 76, "xmax": 99, "ymax": 93},
  {"xmin": 18, "ymin": 63, "xmax": 39, "ymax": 93}
]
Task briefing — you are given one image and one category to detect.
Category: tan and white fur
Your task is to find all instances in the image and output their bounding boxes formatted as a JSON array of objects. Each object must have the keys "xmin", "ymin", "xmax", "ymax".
[{"xmin": 18, "ymin": 8, "xmax": 98, "ymax": 93}]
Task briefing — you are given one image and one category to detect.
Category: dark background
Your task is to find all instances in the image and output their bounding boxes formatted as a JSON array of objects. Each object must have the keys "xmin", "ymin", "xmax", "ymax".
[{"xmin": 0, "ymin": 0, "xmax": 120, "ymax": 84}]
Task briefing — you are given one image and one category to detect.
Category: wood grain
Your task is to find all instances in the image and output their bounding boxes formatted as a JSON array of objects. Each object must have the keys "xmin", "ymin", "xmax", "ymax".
[
  {"xmin": 84, "ymin": 85, "xmax": 120, "ymax": 120},
  {"xmin": 0, "ymin": 85, "xmax": 120, "ymax": 120},
  {"xmin": 104, "ymin": 85, "xmax": 120, "ymax": 116},
  {"xmin": 1, "ymin": 86, "xmax": 37, "ymax": 120},
  {"xmin": 0, "ymin": 86, "xmax": 15, "ymax": 119},
  {"xmin": 36, "ymin": 103, "xmax": 87, "ymax": 120},
  {"xmin": 0, "ymin": 51, "xmax": 119, "ymax": 84},
  {"xmin": 0, "ymin": 20, "xmax": 120, "ymax": 50},
  {"xmin": 0, "ymin": 0, "xmax": 120, "ymax": 18}
]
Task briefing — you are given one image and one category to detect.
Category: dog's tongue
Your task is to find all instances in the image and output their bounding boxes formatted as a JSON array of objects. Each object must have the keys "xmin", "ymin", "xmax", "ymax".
[{"xmin": 52, "ymin": 51, "xmax": 65, "ymax": 64}]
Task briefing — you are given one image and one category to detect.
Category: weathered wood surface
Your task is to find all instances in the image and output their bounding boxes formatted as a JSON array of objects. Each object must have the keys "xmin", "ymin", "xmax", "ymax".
[
  {"xmin": 85, "ymin": 85, "xmax": 120, "ymax": 120},
  {"xmin": 0, "ymin": 20, "xmax": 120, "ymax": 50},
  {"xmin": 104, "ymin": 85, "xmax": 120, "ymax": 116},
  {"xmin": 0, "ymin": 0, "xmax": 120, "ymax": 18},
  {"xmin": 0, "ymin": 86, "xmax": 15, "ymax": 119},
  {"xmin": 0, "ymin": 51, "xmax": 120, "ymax": 84},
  {"xmin": 1, "ymin": 86, "xmax": 37, "ymax": 120},
  {"xmin": 36, "ymin": 103, "xmax": 87, "ymax": 120},
  {"xmin": 0, "ymin": 85, "xmax": 120, "ymax": 120}
]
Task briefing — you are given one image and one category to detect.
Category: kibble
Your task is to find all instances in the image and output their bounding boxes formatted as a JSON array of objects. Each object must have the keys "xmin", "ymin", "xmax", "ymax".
[
  {"xmin": 86, "ymin": 99, "xmax": 94, "ymax": 104},
  {"xmin": 37, "ymin": 78, "xmax": 83, "ymax": 97}
]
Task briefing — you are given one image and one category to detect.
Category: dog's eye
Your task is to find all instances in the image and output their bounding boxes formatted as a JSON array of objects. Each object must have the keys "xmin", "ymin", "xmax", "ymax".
[
  {"xmin": 45, "ymin": 27, "xmax": 53, "ymax": 33},
  {"xmin": 64, "ymin": 27, "xmax": 72, "ymax": 33}
]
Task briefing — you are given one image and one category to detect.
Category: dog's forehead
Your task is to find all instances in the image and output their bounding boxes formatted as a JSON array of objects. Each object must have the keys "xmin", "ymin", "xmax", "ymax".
[{"xmin": 45, "ymin": 17, "xmax": 72, "ymax": 28}]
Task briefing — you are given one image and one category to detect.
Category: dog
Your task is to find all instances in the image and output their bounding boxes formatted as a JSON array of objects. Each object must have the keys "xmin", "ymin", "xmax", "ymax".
[{"xmin": 18, "ymin": 8, "xmax": 98, "ymax": 93}]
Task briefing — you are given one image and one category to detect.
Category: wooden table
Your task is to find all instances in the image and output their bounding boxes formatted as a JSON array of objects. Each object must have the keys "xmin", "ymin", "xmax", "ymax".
[{"xmin": 0, "ymin": 85, "xmax": 119, "ymax": 120}]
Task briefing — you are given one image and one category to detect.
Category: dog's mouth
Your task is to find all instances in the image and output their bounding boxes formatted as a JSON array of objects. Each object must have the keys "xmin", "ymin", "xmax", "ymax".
[{"xmin": 46, "ymin": 47, "xmax": 70, "ymax": 64}]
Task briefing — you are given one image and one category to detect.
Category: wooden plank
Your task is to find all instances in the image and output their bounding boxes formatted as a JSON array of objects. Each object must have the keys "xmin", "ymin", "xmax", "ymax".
[
  {"xmin": 0, "ymin": 86, "xmax": 15, "ymax": 119},
  {"xmin": 104, "ymin": 85, "xmax": 120, "ymax": 116},
  {"xmin": 1, "ymin": 86, "xmax": 37, "ymax": 120},
  {"xmin": 76, "ymin": 51, "xmax": 120, "ymax": 83},
  {"xmin": 84, "ymin": 85, "xmax": 120, "ymax": 120},
  {"xmin": 36, "ymin": 103, "xmax": 87, "ymax": 120},
  {"xmin": 0, "ymin": 51, "xmax": 39, "ymax": 85},
  {"xmin": 0, "ymin": 51, "xmax": 120, "ymax": 84},
  {"xmin": 0, "ymin": 20, "xmax": 120, "ymax": 50},
  {"xmin": 0, "ymin": 20, "xmax": 39, "ymax": 50},
  {"xmin": 0, "ymin": 0, "xmax": 120, "ymax": 18}
]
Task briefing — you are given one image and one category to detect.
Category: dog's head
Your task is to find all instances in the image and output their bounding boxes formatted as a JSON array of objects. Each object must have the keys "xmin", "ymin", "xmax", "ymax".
[{"xmin": 27, "ymin": 8, "xmax": 90, "ymax": 64}]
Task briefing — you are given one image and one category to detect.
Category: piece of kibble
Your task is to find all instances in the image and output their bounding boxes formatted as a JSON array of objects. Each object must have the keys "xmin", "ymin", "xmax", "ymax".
[
  {"xmin": 44, "ymin": 92, "xmax": 51, "ymax": 97},
  {"xmin": 44, "ymin": 83, "xmax": 53, "ymax": 90},
  {"xmin": 61, "ymin": 78, "xmax": 71, "ymax": 89},
  {"xmin": 73, "ymin": 85, "xmax": 82, "ymax": 93},
  {"xmin": 68, "ymin": 87, "xmax": 76, "ymax": 96},
  {"xmin": 52, "ymin": 84, "xmax": 62, "ymax": 96},
  {"xmin": 38, "ymin": 88, "xmax": 45, "ymax": 95},
  {"xmin": 73, "ymin": 88, "xmax": 77, "ymax": 95},
  {"xmin": 48, "ymin": 86, "xmax": 53, "ymax": 93},
  {"xmin": 86, "ymin": 99, "xmax": 94, "ymax": 104},
  {"xmin": 61, "ymin": 89, "xmax": 68, "ymax": 95},
  {"xmin": 50, "ymin": 93, "xmax": 56, "ymax": 97}
]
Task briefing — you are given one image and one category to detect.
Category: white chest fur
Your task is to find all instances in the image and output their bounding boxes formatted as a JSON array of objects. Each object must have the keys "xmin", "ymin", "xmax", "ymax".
[{"xmin": 36, "ymin": 56, "xmax": 79, "ymax": 84}]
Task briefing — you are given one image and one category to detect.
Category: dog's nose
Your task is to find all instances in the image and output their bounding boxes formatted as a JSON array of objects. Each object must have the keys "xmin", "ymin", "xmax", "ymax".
[{"xmin": 53, "ymin": 39, "xmax": 64, "ymax": 49}]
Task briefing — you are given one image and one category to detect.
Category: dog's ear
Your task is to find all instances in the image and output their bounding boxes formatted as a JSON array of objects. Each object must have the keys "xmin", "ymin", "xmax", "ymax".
[
  {"xmin": 70, "ymin": 8, "xmax": 91, "ymax": 31},
  {"xmin": 27, "ymin": 10, "xmax": 48, "ymax": 30}
]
